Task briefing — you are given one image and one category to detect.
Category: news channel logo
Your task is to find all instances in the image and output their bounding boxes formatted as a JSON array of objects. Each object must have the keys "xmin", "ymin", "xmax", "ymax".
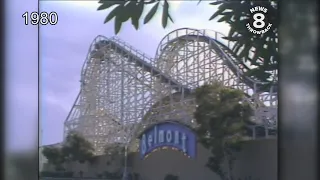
[{"xmin": 246, "ymin": 6, "xmax": 273, "ymax": 35}]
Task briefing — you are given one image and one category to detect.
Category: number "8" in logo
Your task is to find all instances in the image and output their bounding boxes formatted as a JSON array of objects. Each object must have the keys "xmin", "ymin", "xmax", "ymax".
[{"xmin": 253, "ymin": 13, "xmax": 265, "ymax": 29}]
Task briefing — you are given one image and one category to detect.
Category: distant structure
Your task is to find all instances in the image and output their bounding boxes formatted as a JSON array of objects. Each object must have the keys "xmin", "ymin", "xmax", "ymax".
[{"xmin": 62, "ymin": 28, "xmax": 278, "ymax": 155}]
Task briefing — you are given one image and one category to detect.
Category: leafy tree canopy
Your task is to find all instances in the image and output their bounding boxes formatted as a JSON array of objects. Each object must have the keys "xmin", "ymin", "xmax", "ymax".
[
  {"xmin": 194, "ymin": 82, "xmax": 253, "ymax": 180},
  {"xmin": 42, "ymin": 131, "xmax": 95, "ymax": 166},
  {"xmin": 61, "ymin": 132, "xmax": 95, "ymax": 163},
  {"xmin": 42, "ymin": 146, "xmax": 65, "ymax": 167},
  {"xmin": 97, "ymin": 0, "xmax": 278, "ymax": 84}
]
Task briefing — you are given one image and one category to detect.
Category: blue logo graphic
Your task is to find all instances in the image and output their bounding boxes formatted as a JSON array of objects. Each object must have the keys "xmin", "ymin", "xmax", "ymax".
[{"xmin": 139, "ymin": 121, "xmax": 196, "ymax": 159}]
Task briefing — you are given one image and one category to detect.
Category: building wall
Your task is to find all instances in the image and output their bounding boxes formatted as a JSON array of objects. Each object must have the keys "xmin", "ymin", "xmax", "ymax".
[{"xmin": 42, "ymin": 139, "xmax": 277, "ymax": 180}]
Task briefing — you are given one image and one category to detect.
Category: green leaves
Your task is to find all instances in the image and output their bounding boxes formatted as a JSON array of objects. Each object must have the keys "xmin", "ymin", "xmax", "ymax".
[
  {"xmin": 194, "ymin": 83, "xmax": 252, "ymax": 180},
  {"xmin": 42, "ymin": 132, "xmax": 95, "ymax": 166},
  {"xmin": 98, "ymin": 0, "xmax": 174, "ymax": 34},
  {"xmin": 42, "ymin": 147, "xmax": 65, "ymax": 166},
  {"xmin": 209, "ymin": 0, "xmax": 278, "ymax": 84},
  {"xmin": 97, "ymin": 1, "xmax": 122, "ymax": 11},
  {"xmin": 104, "ymin": 4, "xmax": 123, "ymax": 24},
  {"xmin": 209, "ymin": 1, "xmax": 224, "ymax": 6},
  {"xmin": 144, "ymin": 2, "xmax": 159, "ymax": 24},
  {"xmin": 162, "ymin": 0, "xmax": 173, "ymax": 28},
  {"xmin": 114, "ymin": 16, "xmax": 123, "ymax": 34},
  {"xmin": 132, "ymin": 1, "xmax": 144, "ymax": 29},
  {"xmin": 209, "ymin": 7, "xmax": 223, "ymax": 20},
  {"xmin": 97, "ymin": 0, "xmax": 278, "ymax": 84}
]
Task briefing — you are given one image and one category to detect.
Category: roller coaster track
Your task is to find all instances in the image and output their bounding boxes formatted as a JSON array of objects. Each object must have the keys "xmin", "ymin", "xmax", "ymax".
[
  {"xmin": 64, "ymin": 28, "xmax": 277, "ymax": 153},
  {"xmin": 85, "ymin": 33, "xmax": 277, "ymax": 94},
  {"xmin": 158, "ymin": 34, "xmax": 278, "ymax": 93},
  {"xmin": 85, "ymin": 39, "xmax": 191, "ymax": 93}
]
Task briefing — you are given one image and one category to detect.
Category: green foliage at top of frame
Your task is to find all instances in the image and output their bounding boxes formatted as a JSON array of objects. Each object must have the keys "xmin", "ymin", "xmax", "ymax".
[{"xmin": 97, "ymin": 0, "xmax": 278, "ymax": 85}]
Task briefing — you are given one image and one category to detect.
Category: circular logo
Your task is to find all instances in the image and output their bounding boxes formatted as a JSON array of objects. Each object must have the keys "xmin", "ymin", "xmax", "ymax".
[{"xmin": 246, "ymin": 6, "xmax": 273, "ymax": 35}]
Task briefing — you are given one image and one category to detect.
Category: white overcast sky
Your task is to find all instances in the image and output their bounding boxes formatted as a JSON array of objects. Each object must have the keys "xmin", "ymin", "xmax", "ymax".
[{"xmin": 6, "ymin": 1, "xmax": 230, "ymax": 150}]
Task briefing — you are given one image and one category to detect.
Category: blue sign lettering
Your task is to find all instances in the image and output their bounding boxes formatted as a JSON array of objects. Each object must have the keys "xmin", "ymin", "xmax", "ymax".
[{"xmin": 139, "ymin": 121, "xmax": 196, "ymax": 159}]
